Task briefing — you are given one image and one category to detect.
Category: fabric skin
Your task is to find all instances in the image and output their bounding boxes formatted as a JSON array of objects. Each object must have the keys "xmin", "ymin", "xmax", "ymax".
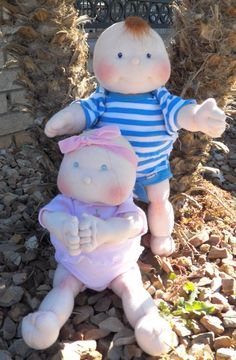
[{"xmin": 39, "ymin": 194, "xmax": 147, "ymax": 291}]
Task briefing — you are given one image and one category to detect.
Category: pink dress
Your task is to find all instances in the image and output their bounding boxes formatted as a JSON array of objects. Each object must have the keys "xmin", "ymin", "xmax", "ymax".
[{"xmin": 39, "ymin": 195, "xmax": 147, "ymax": 291}]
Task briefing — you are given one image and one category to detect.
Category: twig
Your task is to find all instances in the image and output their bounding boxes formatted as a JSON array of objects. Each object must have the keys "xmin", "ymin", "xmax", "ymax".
[
  {"xmin": 171, "ymin": 193, "xmax": 203, "ymax": 209},
  {"xmin": 180, "ymin": 55, "xmax": 211, "ymax": 98},
  {"xmin": 186, "ymin": 186, "xmax": 235, "ymax": 220}
]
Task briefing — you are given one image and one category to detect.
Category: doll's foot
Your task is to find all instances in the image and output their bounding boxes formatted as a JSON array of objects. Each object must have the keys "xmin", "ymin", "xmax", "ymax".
[
  {"xmin": 135, "ymin": 314, "xmax": 178, "ymax": 356},
  {"xmin": 150, "ymin": 236, "xmax": 175, "ymax": 257},
  {"xmin": 22, "ymin": 310, "xmax": 60, "ymax": 350}
]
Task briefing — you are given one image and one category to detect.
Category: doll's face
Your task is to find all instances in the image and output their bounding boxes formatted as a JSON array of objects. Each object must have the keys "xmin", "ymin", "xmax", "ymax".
[
  {"xmin": 93, "ymin": 21, "xmax": 171, "ymax": 94},
  {"xmin": 57, "ymin": 141, "xmax": 136, "ymax": 205}
]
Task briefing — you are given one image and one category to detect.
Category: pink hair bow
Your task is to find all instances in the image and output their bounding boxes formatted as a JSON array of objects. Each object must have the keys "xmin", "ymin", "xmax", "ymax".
[{"xmin": 58, "ymin": 126, "xmax": 137, "ymax": 166}]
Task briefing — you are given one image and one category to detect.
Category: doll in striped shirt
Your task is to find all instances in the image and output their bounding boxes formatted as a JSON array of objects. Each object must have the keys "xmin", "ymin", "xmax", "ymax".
[{"xmin": 45, "ymin": 16, "xmax": 226, "ymax": 257}]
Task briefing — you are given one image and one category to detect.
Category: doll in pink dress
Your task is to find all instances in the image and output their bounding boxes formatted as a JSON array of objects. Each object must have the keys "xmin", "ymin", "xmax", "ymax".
[
  {"xmin": 21, "ymin": 126, "xmax": 178, "ymax": 356},
  {"xmin": 44, "ymin": 16, "xmax": 226, "ymax": 257}
]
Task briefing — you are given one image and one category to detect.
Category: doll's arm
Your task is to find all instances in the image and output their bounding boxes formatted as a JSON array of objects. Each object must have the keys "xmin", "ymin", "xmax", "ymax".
[
  {"xmin": 78, "ymin": 211, "xmax": 144, "ymax": 253},
  {"xmin": 45, "ymin": 103, "xmax": 86, "ymax": 138},
  {"xmin": 41, "ymin": 210, "xmax": 81, "ymax": 256},
  {"xmin": 177, "ymin": 99, "xmax": 226, "ymax": 137}
]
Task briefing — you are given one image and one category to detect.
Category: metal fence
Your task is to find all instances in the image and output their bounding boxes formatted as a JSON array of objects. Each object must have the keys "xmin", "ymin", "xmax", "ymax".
[{"xmin": 76, "ymin": 0, "xmax": 173, "ymax": 29}]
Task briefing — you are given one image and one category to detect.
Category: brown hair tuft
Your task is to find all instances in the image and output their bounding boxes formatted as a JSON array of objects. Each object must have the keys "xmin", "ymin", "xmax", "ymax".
[{"xmin": 124, "ymin": 16, "xmax": 150, "ymax": 37}]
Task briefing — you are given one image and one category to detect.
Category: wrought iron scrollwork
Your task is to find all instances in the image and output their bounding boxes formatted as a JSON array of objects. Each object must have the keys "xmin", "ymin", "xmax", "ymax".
[{"xmin": 76, "ymin": 0, "xmax": 173, "ymax": 29}]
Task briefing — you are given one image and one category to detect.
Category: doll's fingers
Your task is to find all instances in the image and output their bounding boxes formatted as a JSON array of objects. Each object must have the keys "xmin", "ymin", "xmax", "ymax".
[
  {"xmin": 80, "ymin": 236, "xmax": 92, "ymax": 245},
  {"xmin": 68, "ymin": 248, "xmax": 81, "ymax": 256},
  {"xmin": 64, "ymin": 217, "xmax": 78, "ymax": 236},
  {"xmin": 79, "ymin": 229, "xmax": 92, "ymax": 238},
  {"xmin": 79, "ymin": 214, "xmax": 93, "ymax": 230},
  {"xmin": 66, "ymin": 236, "xmax": 80, "ymax": 247},
  {"xmin": 80, "ymin": 242, "xmax": 94, "ymax": 253},
  {"xmin": 207, "ymin": 108, "xmax": 226, "ymax": 121}
]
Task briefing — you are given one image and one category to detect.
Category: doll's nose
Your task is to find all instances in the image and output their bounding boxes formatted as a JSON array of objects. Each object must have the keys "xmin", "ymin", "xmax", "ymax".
[
  {"xmin": 131, "ymin": 57, "xmax": 140, "ymax": 65},
  {"xmin": 83, "ymin": 176, "xmax": 92, "ymax": 185}
]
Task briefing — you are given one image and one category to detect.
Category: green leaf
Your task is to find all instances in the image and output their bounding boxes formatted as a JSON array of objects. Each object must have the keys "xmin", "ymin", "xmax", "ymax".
[
  {"xmin": 183, "ymin": 281, "xmax": 195, "ymax": 293},
  {"xmin": 184, "ymin": 300, "xmax": 215, "ymax": 315},
  {"xmin": 159, "ymin": 301, "xmax": 171, "ymax": 316},
  {"xmin": 168, "ymin": 272, "xmax": 177, "ymax": 280}
]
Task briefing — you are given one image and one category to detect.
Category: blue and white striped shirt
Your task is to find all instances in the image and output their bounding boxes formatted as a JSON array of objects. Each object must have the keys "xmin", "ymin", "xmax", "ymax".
[{"xmin": 78, "ymin": 86, "xmax": 195, "ymax": 180}]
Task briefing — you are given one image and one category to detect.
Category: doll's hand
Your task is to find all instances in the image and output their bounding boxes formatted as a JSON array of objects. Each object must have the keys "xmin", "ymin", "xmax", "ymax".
[
  {"xmin": 45, "ymin": 103, "xmax": 86, "ymax": 138},
  {"xmin": 62, "ymin": 216, "xmax": 81, "ymax": 256},
  {"xmin": 194, "ymin": 98, "xmax": 226, "ymax": 138},
  {"xmin": 45, "ymin": 110, "xmax": 75, "ymax": 138},
  {"xmin": 78, "ymin": 214, "xmax": 107, "ymax": 252}
]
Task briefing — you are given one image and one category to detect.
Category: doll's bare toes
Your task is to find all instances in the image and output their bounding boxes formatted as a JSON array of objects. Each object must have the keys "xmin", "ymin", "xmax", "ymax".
[
  {"xmin": 22, "ymin": 310, "xmax": 60, "ymax": 350},
  {"xmin": 150, "ymin": 236, "xmax": 175, "ymax": 256},
  {"xmin": 135, "ymin": 314, "xmax": 178, "ymax": 356}
]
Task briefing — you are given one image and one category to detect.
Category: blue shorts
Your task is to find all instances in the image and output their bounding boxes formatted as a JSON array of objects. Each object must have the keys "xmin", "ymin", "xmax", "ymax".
[{"xmin": 133, "ymin": 166, "xmax": 172, "ymax": 203}]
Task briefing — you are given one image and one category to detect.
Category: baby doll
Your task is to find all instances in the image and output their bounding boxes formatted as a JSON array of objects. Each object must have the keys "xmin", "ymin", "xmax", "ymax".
[
  {"xmin": 21, "ymin": 126, "xmax": 178, "ymax": 356},
  {"xmin": 44, "ymin": 16, "xmax": 226, "ymax": 257}
]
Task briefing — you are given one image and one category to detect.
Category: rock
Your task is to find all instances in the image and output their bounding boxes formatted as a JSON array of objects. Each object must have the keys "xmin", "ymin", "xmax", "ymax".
[
  {"xmin": 200, "ymin": 243, "xmax": 211, "ymax": 253},
  {"xmin": 0, "ymin": 351, "xmax": 12, "ymax": 360},
  {"xmin": 0, "ymin": 286, "xmax": 24, "ymax": 307},
  {"xmin": 191, "ymin": 332, "xmax": 215, "ymax": 347},
  {"xmin": 12, "ymin": 272, "xmax": 27, "ymax": 285},
  {"xmin": 204, "ymin": 262, "xmax": 218, "ymax": 278},
  {"xmin": 73, "ymin": 306, "xmax": 94, "ymax": 326},
  {"xmin": 173, "ymin": 319, "xmax": 192, "ymax": 337},
  {"xmin": 220, "ymin": 264, "xmax": 236, "ymax": 278},
  {"xmin": 113, "ymin": 328, "xmax": 135, "ymax": 346},
  {"xmin": 189, "ymin": 343, "xmax": 214, "ymax": 359},
  {"xmin": 99, "ymin": 317, "xmax": 124, "ymax": 332},
  {"xmin": 3, "ymin": 316, "xmax": 17, "ymax": 340},
  {"xmin": 200, "ymin": 315, "xmax": 224, "ymax": 335},
  {"xmin": 222, "ymin": 278, "xmax": 236, "ymax": 295},
  {"xmin": 228, "ymin": 295, "xmax": 236, "ymax": 306},
  {"xmin": 3, "ymin": 193, "xmax": 18, "ymax": 206},
  {"xmin": 87, "ymin": 292, "xmax": 107, "ymax": 305},
  {"xmin": 84, "ymin": 328, "xmax": 110, "ymax": 340},
  {"xmin": 208, "ymin": 235, "xmax": 221, "ymax": 246},
  {"xmin": 210, "ymin": 293, "xmax": 230, "ymax": 312},
  {"xmin": 8, "ymin": 303, "xmax": 29, "ymax": 322},
  {"xmin": 213, "ymin": 336, "xmax": 232, "ymax": 350},
  {"xmin": 107, "ymin": 342, "xmax": 123, "ymax": 360},
  {"xmin": 190, "ymin": 320, "xmax": 206, "ymax": 334},
  {"xmin": 170, "ymin": 344, "xmax": 188, "ymax": 359},
  {"xmin": 90, "ymin": 313, "xmax": 108, "ymax": 326},
  {"xmin": 94, "ymin": 297, "xmax": 112, "ymax": 312},
  {"xmin": 123, "ymin": 344, "xmax": 142, "ymax": 359},
  {"xmin": 24, "ymin": 235, "xmax": 39, "ymax": 250},
  {"xmin": 189, "ymin": 230, "xmax": 209, "ymax": 247},
  {"xmin": 208, "ymin": 246, "xmax": 230, "ymax": 259},
  {"xmin": 55, "ymin": 340, "xmax": 98, "ymax": 360},
  {"xmin": 81, "ymin": 350, "xmax": 103, "ymax": 360},
  {"xmin": 9, "ymin": 339, "xmax": 32, "ymax": 358},
  {"xmin": 222, "ymin": 310, "xmax": 236, "ymax": 328},
  {"xmin": 211, "ymin": 277, "xmax": 222, "ymax": 292},
  {"xmin": 216, "ymin": 347, "xmax": 236, "ymax": 360}
]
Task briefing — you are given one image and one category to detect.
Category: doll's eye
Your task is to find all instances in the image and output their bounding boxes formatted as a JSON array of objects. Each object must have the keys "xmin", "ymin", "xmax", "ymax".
[
  {"xmin": 146, "ymin": 53, "xmax": 152, "ymax": 58},
  {"xmin": 117, "ymin": 52, "xmax": 123, "ymax": 58},
  {"xmin": 100, "ymin": 164, "xmax": 108, "ymax": 171},
  {"xmin": 73, "ymin": 161, "xmax": 79, "ymax": 168}
]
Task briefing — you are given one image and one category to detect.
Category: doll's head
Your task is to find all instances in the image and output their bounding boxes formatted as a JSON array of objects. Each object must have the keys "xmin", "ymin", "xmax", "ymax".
[
  {"xmin": 93, "ymin": 16, "xmax": 171, "ymax": 94},
  {"xmin": 57, "ymin": 126, "xmax": 137, "ymax": 205}
]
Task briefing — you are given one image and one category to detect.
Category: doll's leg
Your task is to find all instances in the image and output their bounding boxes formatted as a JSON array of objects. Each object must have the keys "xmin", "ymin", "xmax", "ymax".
[
  {"xmin": 146, "ymin": 179, "xmax": 175, "ymax": 256},
  {"xmin": 22, "ymin": 264, "xmax": 83, "ymax": 350},
  {"xmin": 110, "ymin": 266, "xmax": 178, "ymax": 356}
]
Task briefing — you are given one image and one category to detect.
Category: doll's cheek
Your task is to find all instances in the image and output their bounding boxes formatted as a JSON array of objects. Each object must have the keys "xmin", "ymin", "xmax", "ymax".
[
  {"xmin": 57, "ymin": 177, "xmax": 69, "ymax": 195},
  {"xmin": 107, "ymin": 185, "xmax": 123, "ymax": 203},
  {"xmin": 95, "ymin": 62, "xmax": 117, "ymax": 83},
  {"xmin": 153, "ymin": 62, "xmax": 171, "ymax": 81}
]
